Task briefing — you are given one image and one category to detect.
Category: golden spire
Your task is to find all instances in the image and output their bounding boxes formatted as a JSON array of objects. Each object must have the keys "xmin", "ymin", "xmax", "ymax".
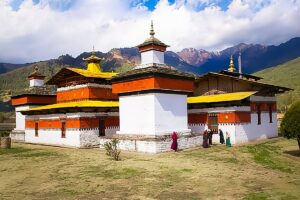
[
  {"xmin": 83, "ymin": 47, "xmax": 103, "ymax": 73},
  {"xmin": 228, "ymin": 54, "xmax": 235, "ymax": 72},
  {"xmin": 150, "ymin": 20, "xmax": 155, "ymax": 37}
]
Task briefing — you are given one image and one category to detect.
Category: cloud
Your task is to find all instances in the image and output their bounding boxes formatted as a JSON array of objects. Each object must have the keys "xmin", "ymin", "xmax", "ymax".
[{"xmin": 0, "ymin": 0, "xmax": 300, "ymax": 63}]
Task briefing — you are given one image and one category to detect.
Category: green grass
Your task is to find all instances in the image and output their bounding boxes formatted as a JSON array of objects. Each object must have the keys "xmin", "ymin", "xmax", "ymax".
[
  {"xmin": 0, "ymin": 138, "xmax": 299, "ymax": 200},
  {"xmin": 254, "ymin": 57, "xmax": 300, "ymax": 111}
]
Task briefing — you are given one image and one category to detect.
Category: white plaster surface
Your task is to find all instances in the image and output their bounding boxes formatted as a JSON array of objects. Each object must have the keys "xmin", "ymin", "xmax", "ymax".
[
  {"xmin": 141, "ymin": 50, "xmax": 164, "ymax": 65},
  {"xmin": 118, "ymin": 93, "xmax": 189, "ymax": 136},
  {"xmin": 99, "ymin": 135, "xmax": 203, "ymax": 153},
  {"xmin": 29, "ymin": 79, "xmax": 44, "ymax": 87},
  {"xmin": 15, "ymin": 105, "xmax": 36, "ymax": 131}
]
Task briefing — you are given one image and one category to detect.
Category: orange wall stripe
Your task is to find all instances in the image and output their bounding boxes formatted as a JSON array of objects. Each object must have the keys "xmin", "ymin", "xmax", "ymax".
[
  {"xmin": 12, "ymin": 96, "xmax": 56, "ymax": 106},
  {"xmin": 188, "ymin": 114, "xmax": 207, "ymax": 124},
  {"xmin": 112, "ymin": 77, "xmax": 194, "ymax": 94},
  {"xmin": 218, "ymin": 112, "xmax": 251, "ymax": 123},
  {"xmin": 25, "ymin": 117, "xmax": 120, "ymax": 129},
  {"xmin": 57, "ymin": 88, "xmax": 118, "ymax": 102}
]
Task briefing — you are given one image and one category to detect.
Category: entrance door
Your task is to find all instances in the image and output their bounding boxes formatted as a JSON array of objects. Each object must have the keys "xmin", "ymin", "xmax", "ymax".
[
  {"xmin": 208, "ymin": 113, "xmax": 218, "ymax": 133},
  {"xmin": 99, "ymin": 118, "xmax": 106, "ymax": 137}
]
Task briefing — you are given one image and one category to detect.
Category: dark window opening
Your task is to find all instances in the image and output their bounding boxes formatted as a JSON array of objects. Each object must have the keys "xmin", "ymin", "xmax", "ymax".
[
  {"xmin": 35, "ymin": 122, "xmax": 39, "ymax": 137},
  {"xmin": 99, "ymin": 119, "xmax": 106, "ymax": 137},
  {"xmin": 257, "ymin": 104, "xmax": 261, "ymax": 125},
  {"xmin": 269, "ymin": 104, "xmax": 273, "ymax": 123},
  {"xmin": 61, "ymin": 121, "xmax": 66, "ymax": 138}
]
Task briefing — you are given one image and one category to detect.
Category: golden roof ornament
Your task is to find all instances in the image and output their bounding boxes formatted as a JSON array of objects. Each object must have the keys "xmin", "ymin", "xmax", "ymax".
[
  {"xmin": 228, "ymin": 54, "xmax": 235, "ymax": 72},
  {"xmin": 83, "ymin": 47, "xmax": 103, "ymax": 73}
]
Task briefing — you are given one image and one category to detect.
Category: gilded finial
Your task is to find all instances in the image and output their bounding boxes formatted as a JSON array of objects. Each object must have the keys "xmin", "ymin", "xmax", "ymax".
[
  {"xmin": 228, "ymin": 54, "xmax": 235, "ymax": 72},
  {"xmin": 150, "ymin": 20, "xmax": 155, "ymax": 37}
]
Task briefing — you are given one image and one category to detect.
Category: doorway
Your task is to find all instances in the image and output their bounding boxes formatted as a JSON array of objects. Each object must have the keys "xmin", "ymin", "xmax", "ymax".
[{"xmin": 99, "ymin": 118, "xmax": 106, "ymax": 137}]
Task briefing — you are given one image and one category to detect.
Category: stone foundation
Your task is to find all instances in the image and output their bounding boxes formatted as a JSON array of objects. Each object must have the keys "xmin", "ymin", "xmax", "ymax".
[
  {"xmin": 10, "ymin": 130, "xmax": 25, "ymax": 142},
  {"xmin": 99, "ymin": 133, "xmax": 203, "ymax": 153}
]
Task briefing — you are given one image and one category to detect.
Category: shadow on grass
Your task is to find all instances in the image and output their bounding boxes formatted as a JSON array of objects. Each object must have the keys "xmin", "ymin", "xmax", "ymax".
[{"xmin": 284, "ymin": 150, "xmax": 300, "ymax": 157}]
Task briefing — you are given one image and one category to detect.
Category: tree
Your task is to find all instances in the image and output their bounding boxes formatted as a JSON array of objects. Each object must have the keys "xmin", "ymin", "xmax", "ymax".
[{"xmin": 280, "ymin": 100, "xmax": 300, "ymax": 150}]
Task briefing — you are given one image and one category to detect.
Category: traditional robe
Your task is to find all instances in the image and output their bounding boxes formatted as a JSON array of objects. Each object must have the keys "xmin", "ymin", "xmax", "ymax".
[
  {"xmin": 219, "ymin": 130, "xmax": 225, "ymax": 144},
  {"xmin": 171, "ymin": 132, "xmax": 178, "ymax": 151},
  {"xmin": 226, "ymin": 132, "xmax": 232, "ymax": 147},
  {"xmin": 208, "ymin": 131, "xmax": 213, "ymax": 145},
  {"xmin": 202, "ymin": 130, "xmax": 209, "ymax": 148}
]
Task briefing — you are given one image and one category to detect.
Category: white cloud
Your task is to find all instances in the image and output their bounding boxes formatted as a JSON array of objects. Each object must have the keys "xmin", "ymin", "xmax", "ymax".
[{"xmin": 0, "ymin": 0, "xmax": 300, "ymax": 63}]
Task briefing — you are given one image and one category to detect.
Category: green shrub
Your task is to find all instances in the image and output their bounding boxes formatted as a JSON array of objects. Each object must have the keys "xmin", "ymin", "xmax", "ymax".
[
  {"xmin": 103, "ymin": 139, "xmax": 121, "ymax": 161},
  {"xmin": 280, "ymin": 100, "xmax": 300, "ymax": 150}
]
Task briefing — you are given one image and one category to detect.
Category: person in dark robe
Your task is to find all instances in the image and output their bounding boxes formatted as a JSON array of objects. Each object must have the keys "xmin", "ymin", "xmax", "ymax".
[
  {"xmin": 219, "ymin": 129, "xmax": 225, "ymax": 144},
  {"xmin": 208, "ymin": 129, "xmax": 213, "ymax": 145},
  {"xmin": 226, "ymin": 132, "xmax": 232, "ymax": 147},
  {"xmin": 202, "ymin": 130, "xmax": 209, "ymax": 148},
  {"xmin": 171, "ymin": 132, "xmax": 178, "ymax": 151}
]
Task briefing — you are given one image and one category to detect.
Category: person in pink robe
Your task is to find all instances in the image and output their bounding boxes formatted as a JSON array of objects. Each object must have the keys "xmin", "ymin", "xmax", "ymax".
[{"xmin": 171, "ymin": 132, "xmax": 178, "ymax": 151}]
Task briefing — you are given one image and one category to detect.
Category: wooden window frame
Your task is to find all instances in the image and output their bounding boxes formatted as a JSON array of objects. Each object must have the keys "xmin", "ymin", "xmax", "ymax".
[
  {"xmin": 269, "ymin": 104, "xmax": 273, "ymax": 123},
  {"xmin": 61, "ymin": 121, "xmax": 66, "ymax": 138},
  {"xmin": 34, "ymin": 121, "xmax": 39, "ymax": 137}
]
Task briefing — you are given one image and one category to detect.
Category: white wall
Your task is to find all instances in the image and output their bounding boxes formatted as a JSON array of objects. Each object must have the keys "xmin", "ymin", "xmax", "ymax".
[
  {"xmin": 154, "ymin": 93, "xmax": 189, "ymax": 134},
  {"xmin": 118, "ymin": 93, "xmax": 190, "ymax": 136},
  {"xmin": 25, "ymin": 129, "xmax": 81, "ymax": 147},
  {"xmin": 188, "ymin": 123, "xmax": 206, "ymax": 134},
  {"xmin": 141, "ymin": 50, "xmax": 164, "ymax": 65},
  {"xmin": 29, "ymin": 79, "xmax": 44, "ymax": 87},
  {"xmin": 235, "ymin": 112, "xmax": 277, "ymax": 144},
  {"xmin": 15, "ymin": 105, "xmax": 36, "ymax": 131}
]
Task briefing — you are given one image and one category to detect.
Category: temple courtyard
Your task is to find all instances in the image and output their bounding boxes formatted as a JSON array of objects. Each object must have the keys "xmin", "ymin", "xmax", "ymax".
[{"xmin": 0, "ymin": 138, "xmax": 299, "ymax": 200}]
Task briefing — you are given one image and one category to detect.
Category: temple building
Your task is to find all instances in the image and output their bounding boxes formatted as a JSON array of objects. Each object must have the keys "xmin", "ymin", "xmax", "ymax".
[{"xmin": 12, "ymin": 22, "xmax": 290, "ymax": 152}]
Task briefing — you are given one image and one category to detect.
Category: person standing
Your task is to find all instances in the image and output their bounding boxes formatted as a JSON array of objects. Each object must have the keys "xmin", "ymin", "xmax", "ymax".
[
  {"xmin": 202, "ymin": 130, "xmax": 209, "ymax": 148},
  {"xmin": 226, "ymin": 132, "xmax": 232, "ymax": 147},
  {"xmin": 208, "ymin": 129, "xmax": 213, "ymax": 145},
  {"xmin": 219, "ymin": 129, "xmax": 225, "ymax": 144},
  {"xmin": 171, "ymin": 132, "xmax": 178, "ymax": 151}
]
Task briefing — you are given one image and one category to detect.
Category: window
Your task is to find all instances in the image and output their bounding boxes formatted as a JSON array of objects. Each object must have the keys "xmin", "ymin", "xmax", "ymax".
[
  {"xmin": 61, "ymin": 121, "xmax": 66, "ymax": 138},
  {"xmin": 269, "ymin": 104, "xmax": 273, "ymax": 123},
  {"xmin": 208, "ymin": 113, "xmax": 218, "ymax": 133},
  {"xmin": 257, "ymin": 104, "xmax": 261, "ymax": 125},
  {"xmin": 35, "ymin": 122, "xmax": 39, "ymax": 137},
  {"xmin": 99, "ymin": 118, "xmax": 105, "ymax": 137}
]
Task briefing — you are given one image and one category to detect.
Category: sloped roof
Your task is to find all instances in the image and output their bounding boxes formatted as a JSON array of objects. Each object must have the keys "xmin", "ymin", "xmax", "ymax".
[
  {"xmin": 21, "ymin": 100, "xmax": 119, "ymax": 114},
  {"xmin": 187, "ymin": 91, "xmax": 257, "ymax": 104}
]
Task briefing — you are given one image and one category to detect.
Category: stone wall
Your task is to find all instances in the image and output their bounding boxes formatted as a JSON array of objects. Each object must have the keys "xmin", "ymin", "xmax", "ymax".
[{"xmin": 100, "ymin": 133, "xmax": 203, "ymax": 153}]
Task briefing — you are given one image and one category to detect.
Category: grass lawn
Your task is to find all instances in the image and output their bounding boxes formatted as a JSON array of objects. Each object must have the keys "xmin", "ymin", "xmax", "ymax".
[{"xmin": 0, "ymin": 138, "xmax": 299, "ymax": 200}]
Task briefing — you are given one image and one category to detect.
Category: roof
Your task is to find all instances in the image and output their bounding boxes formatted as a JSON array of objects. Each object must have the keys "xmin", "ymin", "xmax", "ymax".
[
  {"xmin": 137, "ymin": 36, "xmax": 169, "ymax": 48},
  {"xmin": 112, "ymin": 65, "xmax": 196, "ymax": 82},
  {"xmin": 46, "ymin": 67, "xmax": 118, "ymax": 85},
  {"xmin": 219, "ymin": 70, "xmax": 262, "ymax": 81},
  {"xmin": 67, "ymin": 67, "xmax": 117, "ymax": 79},
  {"xmin": 22, "ymin": 100, "xmax": 119, "ymax": 114},
  {"xmin": 27, "ymin": 66, "xmax": 45, "ymax": 79},
  {"xmin": 197, "ymin": 72, "xmax": 291, "ymax": 93},
  {"xmin": 187, "ymin": 91, "xmax": 257, "ymax": 104},
  {"xmin": 11, "ymin": 86, "xmax": 57, "ymax": 98}
]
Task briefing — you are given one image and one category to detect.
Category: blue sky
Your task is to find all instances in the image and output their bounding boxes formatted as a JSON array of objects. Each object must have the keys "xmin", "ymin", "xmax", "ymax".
[
  {"xmin": 1, "ymin": 0, "xmax": 300, "ymax": 63},
  {"xmin": 9, "ymin": 0, "xmax": 232, "ymax": 11}
]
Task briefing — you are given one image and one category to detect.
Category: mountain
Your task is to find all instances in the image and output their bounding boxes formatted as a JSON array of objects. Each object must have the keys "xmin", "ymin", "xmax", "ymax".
[
  {"xmin": 180, "ymin": 37, "xmax": 300, "ymax": 74},
  {"xmin": 254, "ymin": 57, "xmax": 300, "ymax": 111},
  {"xmin": 1, "ymin": 37, "xmax": 300, "ymax": 96}
]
